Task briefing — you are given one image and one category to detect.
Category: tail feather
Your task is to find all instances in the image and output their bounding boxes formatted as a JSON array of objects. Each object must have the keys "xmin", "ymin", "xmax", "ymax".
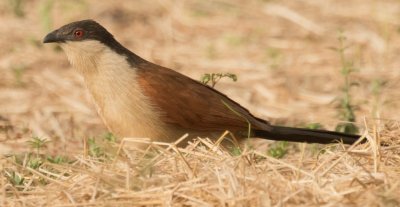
[{"xmin": 254, "ymin": 125, "xmax": 361, "ymax": 144}]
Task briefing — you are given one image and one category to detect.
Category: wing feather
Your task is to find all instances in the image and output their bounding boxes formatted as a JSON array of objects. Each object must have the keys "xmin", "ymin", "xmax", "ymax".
[{"xmin": 136, "ymin": 62, "xmax": 271, "ymax": 132}]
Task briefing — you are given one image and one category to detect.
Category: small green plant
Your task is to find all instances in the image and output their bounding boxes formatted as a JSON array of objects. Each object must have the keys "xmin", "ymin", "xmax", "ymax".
[
  {"xmin": 6, "ymin": 171, "xmax": 25, "ymax": 186},
  {"xmin": 230, "ymin": 146, "xmax": 242, "ymax": 156},
  {"xmin": 201, "ymin": 73, "xmax": 237, "ymax": 88},
  {"xmin": 47, "ymin": 155, "xmax": 69, "ymax": 164},
  {"xmin": 332, "ymin": 31, "xmax": 359, "ymax": 134},
  {"xmin": 103, "ymin": 132, "xmax": 117, "ymax": 142},
  {"xmin": 28, "ymin": 157, "xmax": 43, "ymax": 169},
  {"xmin": 88, "ymin": 137, "xmax": 104, "ymax": 157},
  {"xmin": 27, "ymin": 136, "xmax": 49, "ymax": 156},
  {"xmin": 267, "ymin": 141, "xmax": 288, "ymax": 158}
]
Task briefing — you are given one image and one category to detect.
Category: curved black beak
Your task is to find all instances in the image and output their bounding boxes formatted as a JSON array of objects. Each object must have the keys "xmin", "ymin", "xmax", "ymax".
[{"xmin": 43, "ymin": 30, "xmax": 62, "ymax": 43}]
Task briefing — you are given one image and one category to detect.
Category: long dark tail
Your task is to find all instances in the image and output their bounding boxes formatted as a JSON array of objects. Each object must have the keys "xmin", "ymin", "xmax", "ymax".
[{"xmin": 254, "ymin": 125, "xmax": 361, "ymax": 144}]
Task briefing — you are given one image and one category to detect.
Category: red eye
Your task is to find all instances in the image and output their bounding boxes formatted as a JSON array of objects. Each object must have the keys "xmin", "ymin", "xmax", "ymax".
[{"xmin": 74, "ymin": 30, "xmax": 84, "ymax": 38}]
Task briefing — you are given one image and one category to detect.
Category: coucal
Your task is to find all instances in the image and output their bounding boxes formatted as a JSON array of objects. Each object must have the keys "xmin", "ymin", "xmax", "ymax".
[{"xmin": 43, "ymin": 19, "xmax": 361, "ymax": 145}]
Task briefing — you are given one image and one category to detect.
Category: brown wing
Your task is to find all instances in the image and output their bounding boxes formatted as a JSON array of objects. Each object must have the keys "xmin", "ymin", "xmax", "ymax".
[{"xmin": 136, "ymin": 62, "xmax": 272, "ymax": 132}]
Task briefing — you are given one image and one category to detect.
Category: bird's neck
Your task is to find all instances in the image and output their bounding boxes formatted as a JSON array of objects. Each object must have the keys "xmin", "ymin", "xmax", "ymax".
[
  {"xmin": 61, "ymin": 40, "xmax": 139, "ymax": 99},
  {"xmin": 60, "ymin": 40, "xmax": 107, "ymax": 75}
]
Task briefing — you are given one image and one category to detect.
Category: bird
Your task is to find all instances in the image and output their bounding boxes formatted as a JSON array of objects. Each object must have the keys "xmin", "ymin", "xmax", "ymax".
[{"xmin": 43, "ymin": 19, "xmax": 361, "ymax": 146}]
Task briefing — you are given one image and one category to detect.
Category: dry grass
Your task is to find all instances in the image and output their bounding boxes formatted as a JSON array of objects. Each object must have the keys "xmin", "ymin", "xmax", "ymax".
[
  {"xmin": 2, "ymin": 131, "xmax": 400, "ymax": 206},
  {"xmin": 1, "ymin": 0, "xmax": 400, "ymax": 206}
]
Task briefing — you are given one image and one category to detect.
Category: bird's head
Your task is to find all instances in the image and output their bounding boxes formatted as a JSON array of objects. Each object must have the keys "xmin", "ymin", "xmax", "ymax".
[
  {"xmin": 43, "ymin": 19, "xmax": 144, "ymax": 73},
  {"xmin": 43, "ymin": 19, "xmax": 114, "ymax": 45},
  {"xmin": 43, "ymin": 19, "xmax": 125, "ymax": 71}
]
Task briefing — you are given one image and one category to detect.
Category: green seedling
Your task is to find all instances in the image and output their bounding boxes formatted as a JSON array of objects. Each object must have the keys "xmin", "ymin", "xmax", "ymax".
[
  {"xmin": 267, "ymin": 141, "xmax": 288, "ymax": 158},
  {"xmin": 27, "ymin": 136, "xmax": 49, "ymax": 156},
  {"xmin": 201, "ymin": 73, "xmax": 237, "ymax": 88},
  {"xmin": 331, "ymin": 31, "xmax": 359, "ymax": 134},
  {"xmin": 103, "ymin": 132, "xmax": 117, "ymax": 142},
  {"xmin": 28, "ymin": 157, "xmax": 43, "ymax": 169},
  {"xmin": 6, "ymin": 171, "xmax": 25, "ymax": 186},
  {"xmin": 88, "ymin": 137, "xmax": 104, "ymax": 157},
  {"xmin": 230, "ymin": 146, "xmax": 242, "ymax": 156},
  {"xmin": 47, "ymin": 155, "xmax": 69, "ymax": 164}
]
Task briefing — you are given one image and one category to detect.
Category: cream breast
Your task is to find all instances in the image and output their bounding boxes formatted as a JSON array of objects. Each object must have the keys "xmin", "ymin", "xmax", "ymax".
[{"xmin": 60, "ymin": 40, "xmax": 179, "ymax": 141}]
